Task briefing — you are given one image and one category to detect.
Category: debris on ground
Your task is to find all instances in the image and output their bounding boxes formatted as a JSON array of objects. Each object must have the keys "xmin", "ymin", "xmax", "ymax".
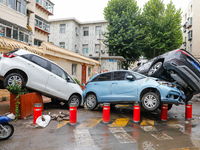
[
  {"xmin": 50, "ymin": 111, "xmax": 69, "ymax": 122},
  {"xmin": 36, "ymin": 115, "xmax": 51, "ymax": 128}
]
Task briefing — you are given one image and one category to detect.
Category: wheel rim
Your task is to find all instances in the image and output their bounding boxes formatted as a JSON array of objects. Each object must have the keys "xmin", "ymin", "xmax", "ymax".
[
  {"xmin": 86, "ymin": 95, "xmax": 96, "ymax": 108},
  {"xmin": 70, "ymin": 97, "xmax": 80, "ymax": 106},
  {"xmin": 143, "ymin": 94, "xmax": 157, "ymax": 109},
  {"xmin": 8, "ymin": 76, "xmax": 22, "ymax": 86},
  {"xmin": 0, "ymin": 125, "xmax": 12, "ymax": 139},
  {"xmin": 149, "ymin": 62, "xmax": 161, "ymax": 75}
]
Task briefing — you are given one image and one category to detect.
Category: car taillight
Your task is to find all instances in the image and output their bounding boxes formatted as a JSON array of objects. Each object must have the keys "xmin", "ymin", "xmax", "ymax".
[
  {"xmin": 175, "ymin": 49, "xmax": 190, "ymax": 57},
  {"xmin": 3, "ymin": 53, "xmax": 16, "ymax": 58}
]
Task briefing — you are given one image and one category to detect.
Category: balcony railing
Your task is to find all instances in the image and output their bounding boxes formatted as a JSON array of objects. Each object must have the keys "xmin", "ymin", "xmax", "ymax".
[
  {"xmin": 35, "ymin": 0, "xmax": 54, "ymax": 15},
  {"xmin": 35, "ymin": 18, "xmax": 50, "ymax": 33}
]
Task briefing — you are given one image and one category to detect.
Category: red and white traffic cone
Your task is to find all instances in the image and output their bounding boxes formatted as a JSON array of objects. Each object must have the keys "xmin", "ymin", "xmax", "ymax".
[
  {"xmin": 133, "ymin": 102, "xmax": 140, "ymax": 123},
  {"xmin": 185, "ymin": 102, "xmax": 192, "ymax": 120},
  {"xmin": 69, "ymin": 103, "xmax": 77, "ymax": 125},
  {"xmin": 161, "ymin": 104, "xmax": 168, "ymax": 121},
  {"xmin": 103, "ymin": 103, "xmax": 110, "ymax": 123}
]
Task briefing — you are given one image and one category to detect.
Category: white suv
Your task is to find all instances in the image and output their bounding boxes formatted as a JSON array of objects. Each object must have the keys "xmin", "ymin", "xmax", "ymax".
[{"xmin": 0, "ymin": 49, "xmax": 83, "ymax": 107}]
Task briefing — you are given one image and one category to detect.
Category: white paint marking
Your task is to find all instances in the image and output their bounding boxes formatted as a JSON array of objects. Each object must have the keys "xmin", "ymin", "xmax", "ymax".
[
  {"xmin": 109, "ymin": 127, "xmax": 136, "ymax": 143},
  {"xmin": 140, "ymin": 126, "xmax": 158, "ymax": 131},
  {"xmin": 74, "ymin": 129, "xmax": 95, "ymax": 147},
  {"xmin": 151, "ymin": 133, "xmax": 173, "ymax": 140}
]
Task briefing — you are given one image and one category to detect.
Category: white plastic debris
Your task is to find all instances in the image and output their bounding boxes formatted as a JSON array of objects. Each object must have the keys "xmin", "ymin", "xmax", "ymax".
[
  {"xmin": 7, "ymin": 113, "xmax": 15, "ymax": 120},
  {"xmin": 36, "ymin": 115, "xmax": 51, "ymax": 128}
]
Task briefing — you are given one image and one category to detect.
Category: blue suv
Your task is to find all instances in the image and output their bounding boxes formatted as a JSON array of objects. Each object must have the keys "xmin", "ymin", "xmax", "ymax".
[{"xmin": 83, "ymin": 70, "xmax": 185, "ymax": 112}]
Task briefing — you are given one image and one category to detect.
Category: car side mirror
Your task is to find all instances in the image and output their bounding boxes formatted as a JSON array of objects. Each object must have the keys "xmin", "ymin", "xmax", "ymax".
[
  {"xmin": 126, "ymin": 76, "xmax": 134, "ymax": 81},
  {"xmin": 66, "ymin": 77, "xmax": 70, "ymax": 82}
]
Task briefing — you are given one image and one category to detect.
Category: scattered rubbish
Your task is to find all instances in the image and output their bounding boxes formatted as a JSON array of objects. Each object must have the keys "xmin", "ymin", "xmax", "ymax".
[
  {"xmin": 36, "ymin": 115, "xmax": 51, "ymax": 128},
  {"xmin": 50, "ymin": 111, "xmax": 69, "ymax": 122},
  {"xmin": 7, "ymin": 113, "xmax": 15, "ymax": 120}
]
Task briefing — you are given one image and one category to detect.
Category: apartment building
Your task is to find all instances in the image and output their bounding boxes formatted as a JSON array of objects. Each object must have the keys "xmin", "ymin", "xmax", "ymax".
[
  {"xmin": 0, "ymin": 1, "xmax": 99, "ymax": 84},
  {"xmin": 0, "ymin": 0, "xmax": 54, "ymax": 46},
  {"xmin": 49, "ymin": 18, "xmax": 125, "ymax": 72},
  {"xmin": 182, "ymin": 0, "xmax": 200, "ymax": 59}
]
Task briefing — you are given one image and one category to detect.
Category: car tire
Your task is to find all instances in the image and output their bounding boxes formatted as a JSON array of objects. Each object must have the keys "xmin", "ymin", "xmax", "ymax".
[
  {"xmin": 185, "ymin": 90, "xmax": 193, "ymax": 102},
  {"xmin": 68, "ymin": 95, "xmax": 81, "ymax": 108},
  {"xmin": 4, "ymin": 73, "xmax": 25, "ymax": 88},
  {"xmin": 86, "ymin": 94, "xmax": 98, "ymax": 110},
  {"xmin": 148, "ymin": 62, "xmax": 164, "ymax": 77},
  {"xmin": 141, "ymin": 92, "xmax": 160, "ymax": 112}
]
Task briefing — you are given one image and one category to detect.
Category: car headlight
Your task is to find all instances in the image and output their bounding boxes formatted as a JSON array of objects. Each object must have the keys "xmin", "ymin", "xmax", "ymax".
[{"xmin": 157, "ymin": 80, "xmax": 176, "ymax": 87}]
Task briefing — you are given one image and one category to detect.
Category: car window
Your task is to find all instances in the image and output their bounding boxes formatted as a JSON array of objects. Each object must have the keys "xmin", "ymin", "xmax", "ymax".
[
  {"xmin": 31, "ymin": 55, "xmax": 48, "ymax": 69},
  {"xmin": 113, "ymin": 72, "xmax": 126, "ymax": 80},
  {"xmin": 132, "ymin": 72, "xmax": 146, "ymax": 79},
  {"xmin": 51, "ymin": 63, "xmax": 66, "ymax": 80},
  {"xmin": 21, "ymin": 54, "xmax": 32, "ymax": 60},
  {"xmin": 97, "ymin": 73, "xmax": 111, "ymax": 81}
]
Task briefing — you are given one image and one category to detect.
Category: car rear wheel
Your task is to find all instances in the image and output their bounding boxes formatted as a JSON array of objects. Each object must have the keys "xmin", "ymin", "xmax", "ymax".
[
  {"xmin": 141, "ymin": 92, "xmax": 160, "ymax": 112},
  {"xmin": 86, "ymin": 94, "xmax": 98, "ymax": 110},
  {"xmin": 4, "ymin": 73, "xmax": 25, "ymax": 88},
  {"xmin": 148, "ymin": 62, "xmax": 164, "ymax": 77},
  {"xmin": 68, "ymin": 95, "xmax": 81, "ymax": 108}
]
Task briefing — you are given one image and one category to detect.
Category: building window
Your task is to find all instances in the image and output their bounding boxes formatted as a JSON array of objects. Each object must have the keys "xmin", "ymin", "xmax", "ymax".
[
  {"xmin": 59, "ymin": 42, "xmax": 65, "ymax": 49},
  {"xmin": 60, "ymin": 24, "xmax": 66, "ymax": 34},
  {"xmin": 0, "ymin": 25, "xmax": 5, "ymax": 36},
  {"xmin": 35, "ymin": 15, "xmax": 50, "ymax": 32},
  {"xmin": 95, "ymin": 44, "xmax": 100, "ymax": 53},
  {"xmin": 188, "ymin": 30, "xmax": 192, "ymax": 40},
  {"xmin": 96, "ymin": 26, "xmax": 102, "ymax": 35},
  {"xmin": 75, "ymin": 27, "xmax": 78, "ymax": 36},
  {"xmin": 83, "ymin": 44, "xmax": 88, "ymax": 54},
  {"xmin": 0, "ymin": 0, "xmax": 27, "ymax": 15},
  {"xmin": 34, "ymin": 39, "xmax": 42, "ymax": 46},
  {"xmin": 83, "ymin": 27, "xmax": 89, "ymax": 36},
  {"xmin": 0, "ymin": 23, "xmax": 29, "ymax": 43},
  {"xmin": 190, "ymin": 44, "xmax": 192, "ymax": 53},
  {"xmin": 88, "ymin": 67, "xmax": 91, "ymax": 76},
  {"xmin": 6, "ymin": 27, "xmax": 11, "ymax": 38},
  {"xmin": 72, "ymin": 64, "xmax": 77, "ymax": 75}
]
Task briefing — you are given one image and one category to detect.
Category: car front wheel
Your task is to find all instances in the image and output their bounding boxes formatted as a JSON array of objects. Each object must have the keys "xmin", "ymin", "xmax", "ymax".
[
  {"xmin": 4, "ymin": 73, "xmax": 25, "ymax": 88},
  {"xmin": 148, "ymin": 62, "xmax": 164, "ymax": 77},
  {"xmin": 68, "ymin": 95, "xmax": 81, "ymax": 108},
  {"xmin": 86, "ymin": 94, "xmax": 98, "ymax": 110},
  {"xmin": 141, "ymin": 92, "xmax": 160, "ymax": 112}
]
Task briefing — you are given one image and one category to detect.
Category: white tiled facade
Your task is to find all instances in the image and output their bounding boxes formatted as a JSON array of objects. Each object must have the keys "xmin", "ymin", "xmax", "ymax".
[
  {"xmin": 49, "ymin": 18, "xmax": 125, "ymax": 72},
  {"xmin": 182, "ymin": 0, "xmax": 200, "ymax": 59}
]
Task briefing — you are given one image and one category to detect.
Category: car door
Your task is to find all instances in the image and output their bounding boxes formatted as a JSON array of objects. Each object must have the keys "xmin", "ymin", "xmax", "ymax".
[
  {"xmin": 111, "ymin": 71, "xmax": 138, "ymax": 101},
  {"xmin": 45, "ymin": 63, "xmax": 73, "ymax": 100},
  {"xmin": 91, "ymin": 72, "xmax": 112, "ymax": 102},
  {"xmin": 25, "ymin": 54, "xmax": 50, "ymax": 91}
]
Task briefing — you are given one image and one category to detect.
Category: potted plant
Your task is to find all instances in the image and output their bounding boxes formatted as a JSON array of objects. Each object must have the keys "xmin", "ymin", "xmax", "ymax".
[
  {"xmin": 6, "ymin": 81, "xmax": 44, "ymax": 120},
  {"xmin": 6, "ymin": 81, "xmax": 27, "ymax": 120}
]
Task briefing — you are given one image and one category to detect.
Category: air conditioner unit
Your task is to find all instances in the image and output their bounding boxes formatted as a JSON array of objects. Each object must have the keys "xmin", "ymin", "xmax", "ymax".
[
  {"xmin": 96, "ymin": 50, "xmax": 99, "ymax": 53},
  {"xmin": 76, "ymin": 32, "xmax": 78, "ymax": 36},
  {"xmin": 101, "ymin": 50, "xmax": 105, "ymax": 54},
  {"xmin": 75, "ymin": 50, "xmax": 79, "ymax": 53}
]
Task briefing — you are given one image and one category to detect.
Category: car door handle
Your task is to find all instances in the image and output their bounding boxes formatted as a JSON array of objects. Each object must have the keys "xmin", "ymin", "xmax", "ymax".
[
  {"xmin": 94, "ymin": 83, "xmax": 99, "ymax": 85},
  {"xmin": 112, "ymin": 83, "xmax": 118, "ymax": 84},
  {"xmin": 50, "ymin": 75, "xmax": 56, "ymax": 78},
  {"xmin": 27, "ymin": 63, "xmax": 34, "ymax": 67}
]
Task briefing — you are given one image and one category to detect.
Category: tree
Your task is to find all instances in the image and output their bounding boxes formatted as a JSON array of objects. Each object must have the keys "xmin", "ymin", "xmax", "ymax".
[
  {"xmin": 103, "ymin": 0, "xmax": 143, "ymax": 69},
  {"xmin": 142, "ymin": 0, "xmax": 182, "ymax": 58}
]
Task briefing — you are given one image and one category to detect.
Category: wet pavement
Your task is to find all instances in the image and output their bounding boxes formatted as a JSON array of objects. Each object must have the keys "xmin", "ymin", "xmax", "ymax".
[{"xmin": 1, "ymin": 96, "xmax": 200, "ymax": 149}]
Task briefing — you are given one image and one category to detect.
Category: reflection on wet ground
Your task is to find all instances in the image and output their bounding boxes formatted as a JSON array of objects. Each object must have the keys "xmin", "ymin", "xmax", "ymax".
[{"xmin": 1, "ymin": 101, "xmax": 200, "ymax": 150}]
